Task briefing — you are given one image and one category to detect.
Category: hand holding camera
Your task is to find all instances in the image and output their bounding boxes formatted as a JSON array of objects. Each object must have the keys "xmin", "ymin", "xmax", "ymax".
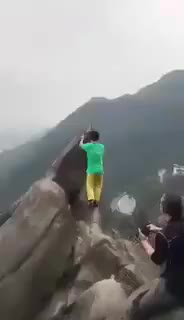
[
  {"xmin": 138, "ymin": 228, "xmax": 147, "ymax": 241},
  {"xmin": 138, "ymin": 223, "xmax": 162, "ymax": 242}
]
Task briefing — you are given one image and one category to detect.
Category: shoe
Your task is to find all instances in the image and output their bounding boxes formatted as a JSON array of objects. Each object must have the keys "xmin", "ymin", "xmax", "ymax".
[
  {"xmin": 88, "ymin": 200, "xmax": 94, "ymax": 208},
  {"xmin": 93, "ymin": 201, "xmax": 99, "ymax": 208}
]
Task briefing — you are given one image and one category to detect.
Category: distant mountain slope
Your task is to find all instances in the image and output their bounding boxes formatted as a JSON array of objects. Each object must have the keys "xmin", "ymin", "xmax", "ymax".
[
  {"xmin": 0, "ymin": 128, "xmax": 48, "ymax": 151},
  {"xmin": 0, "ymin": 70, "xmax": 184, "ymax": 211}
]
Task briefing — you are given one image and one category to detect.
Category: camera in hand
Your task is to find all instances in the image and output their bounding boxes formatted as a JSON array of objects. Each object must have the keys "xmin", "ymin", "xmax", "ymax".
[{"xmin": 141, "ymin": 222, "xmax": 151, "ymax": 237}]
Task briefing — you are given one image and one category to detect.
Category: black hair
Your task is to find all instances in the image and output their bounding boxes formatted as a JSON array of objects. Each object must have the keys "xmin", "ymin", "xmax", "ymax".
[
  {"xmin": 161, "ymin": 193, "xmax": 183, "ymax": 221},
  {"xmin": 88, "ymin": 130, "xmax": 100, "ymax": 141}
]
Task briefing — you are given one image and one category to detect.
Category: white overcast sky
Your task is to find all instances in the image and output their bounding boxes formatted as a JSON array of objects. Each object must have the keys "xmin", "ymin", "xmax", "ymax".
[{"xmin": 0, "ymin": 0, "xmax": 184, "ymax": 129}]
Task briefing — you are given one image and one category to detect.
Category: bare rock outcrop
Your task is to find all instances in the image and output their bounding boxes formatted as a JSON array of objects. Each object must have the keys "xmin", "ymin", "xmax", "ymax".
[
  {"xmin": 1, "ymin": 130, "xmax": 184, "ymax": 320},
  {"xmin": 0, "ymin": 179, "xmax": 76, "ymax": 320},
  {"xmin": 52, "ymin": 135, "xmax": 87, "ymax": 204},
  {"xmin": 66, "ymin": 279, "xmax": 127, "ymax": 320}
]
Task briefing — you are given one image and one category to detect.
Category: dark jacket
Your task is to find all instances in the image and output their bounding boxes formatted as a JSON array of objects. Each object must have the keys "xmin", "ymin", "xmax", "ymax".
[{"xmin": 151, "ymin": 219, "xmax": 184, "ymax": 294}]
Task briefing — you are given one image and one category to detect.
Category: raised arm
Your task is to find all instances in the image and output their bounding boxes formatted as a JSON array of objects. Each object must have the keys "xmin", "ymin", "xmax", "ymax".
[
  {"xmin": 138, "ymin": 228, "xmax": 168, "ymax": 264},
  {"xmin": 138, "ymin": 229, "xmax": 155, "ymax": 257},
  {"xmin": 79, "ymin": 135, "xmax": 84, "ymax": 147}
]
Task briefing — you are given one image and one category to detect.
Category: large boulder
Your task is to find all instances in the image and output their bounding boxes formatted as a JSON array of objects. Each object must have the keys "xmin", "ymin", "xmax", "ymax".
[
  {"xmin": 52, "ymin": 135, "xmax": 87, "ymax": 204},
  {"xmin": 67, "ymin": 204, "xmax": 127, "ymax": 305},
  {"xmin": 66, "ymin": 279, "xmax": 127, "ymax": 320},
  {"xmin": 68, "ymin": 236, "xmax": 122, "ymax": 305},
  {"xmin": 0, "ymin": 178, "xmax": 76, "ymax": 320}
]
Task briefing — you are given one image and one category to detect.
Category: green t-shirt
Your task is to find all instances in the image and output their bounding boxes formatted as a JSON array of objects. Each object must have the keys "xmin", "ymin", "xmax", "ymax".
[{"xmin": 81, "ymin": 143, "xmax": 104, "ymax": 175}]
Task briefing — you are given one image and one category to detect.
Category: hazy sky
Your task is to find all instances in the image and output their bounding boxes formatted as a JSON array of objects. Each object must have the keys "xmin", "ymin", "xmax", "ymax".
[{"xmin": 0, "ymin": 0, "xmax": 184, "ymax": 129}]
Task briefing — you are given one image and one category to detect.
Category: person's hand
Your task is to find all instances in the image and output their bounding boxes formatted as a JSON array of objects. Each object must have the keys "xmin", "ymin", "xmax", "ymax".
[
  {"xmin": 138, "ymin": 228, "xmax": 147, "ymax": 241},
  {"xmin": 79, "ymin": 134, "xmax": 85, "ymax": 147},
  {"xmin": 147, "ymin": 224, "xmax": 162, "ymax": 233}
]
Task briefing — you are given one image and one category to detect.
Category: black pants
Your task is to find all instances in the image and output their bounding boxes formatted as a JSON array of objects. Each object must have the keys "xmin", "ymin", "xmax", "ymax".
[{"xmin": 128, "ymin": 279, "xmax": 184, "ymax": 320}]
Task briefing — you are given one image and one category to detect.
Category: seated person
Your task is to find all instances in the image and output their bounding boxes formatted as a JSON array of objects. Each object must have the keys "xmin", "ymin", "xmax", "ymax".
[{"xmin": 128, "ymin": 193, "xmax": 184, "ymax": 320}]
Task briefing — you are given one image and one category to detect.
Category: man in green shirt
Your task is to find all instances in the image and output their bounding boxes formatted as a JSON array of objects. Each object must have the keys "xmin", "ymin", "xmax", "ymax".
[{"xmin": 80, "ymin": 130, "xmax": 104, "ymax": 207}]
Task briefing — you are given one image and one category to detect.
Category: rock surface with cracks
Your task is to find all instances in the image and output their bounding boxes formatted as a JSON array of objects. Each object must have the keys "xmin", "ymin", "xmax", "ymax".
[
  {"xmin": 0, "ymin": 178, "xmax": 76, "ymax": 320},
  {"xmin": 0, "ymin": 130, "xmax": 184, "ymax": 320}
]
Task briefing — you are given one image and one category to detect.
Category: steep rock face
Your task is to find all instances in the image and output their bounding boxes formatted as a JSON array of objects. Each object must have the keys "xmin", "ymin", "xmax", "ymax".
[
  {"xmin": 0, "ymin": 130, "xmax": 89, "ymax": 320},
  {"xmin": 0, "ymin": 179, "xmax": 76, "ymax": 320},
  {"xmin": 0, "ymin": 179, "xmax": 66, "ymax": 276},
  {"xmin": 52, "ymin": 135, "xmax": 87, "ymax": 204}
]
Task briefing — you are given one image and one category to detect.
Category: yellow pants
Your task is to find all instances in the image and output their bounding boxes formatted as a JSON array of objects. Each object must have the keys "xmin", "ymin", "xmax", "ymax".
[{"xmin": 86, "ymin": 174, "xmax": 103, "ymax": 202}]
